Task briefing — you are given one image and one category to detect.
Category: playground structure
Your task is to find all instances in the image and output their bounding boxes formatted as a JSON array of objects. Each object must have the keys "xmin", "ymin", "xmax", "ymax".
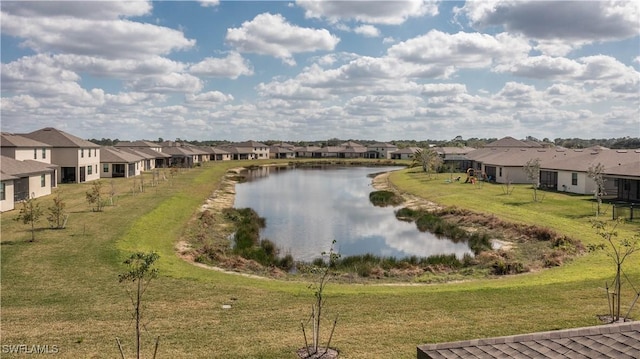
[{"xmin": 464, "ymin": 168, "xmax": 476, "ymax": 184}]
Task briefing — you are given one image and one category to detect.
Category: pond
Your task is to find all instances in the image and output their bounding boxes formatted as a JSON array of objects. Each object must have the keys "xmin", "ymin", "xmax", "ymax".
[{"xmin": 233, "ymin": 165, "xmax": 473, "ymax": 262}]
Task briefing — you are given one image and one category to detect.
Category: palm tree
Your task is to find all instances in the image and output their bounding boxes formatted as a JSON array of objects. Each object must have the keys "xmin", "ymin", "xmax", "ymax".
[{"xmin": 411, "ymin": 148, "xmax": 443, "ymax": 178}]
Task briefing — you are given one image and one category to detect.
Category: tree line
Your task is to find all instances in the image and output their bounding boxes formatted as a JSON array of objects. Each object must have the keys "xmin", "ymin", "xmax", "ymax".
[{"xmin": 88, "ymin": 136, "xmax": 640, "ymax": 149}]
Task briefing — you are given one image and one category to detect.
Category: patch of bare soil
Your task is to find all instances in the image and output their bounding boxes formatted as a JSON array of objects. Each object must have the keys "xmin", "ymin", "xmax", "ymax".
[{"xmin": 296, "ymin": 347, "xmax": 339, "ymax": 358}]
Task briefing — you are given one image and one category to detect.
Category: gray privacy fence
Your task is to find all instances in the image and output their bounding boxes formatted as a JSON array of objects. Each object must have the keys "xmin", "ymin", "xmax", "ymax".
[{"xmin": 612, "ymin": 203, "xmax": 637, "ymax": 221}]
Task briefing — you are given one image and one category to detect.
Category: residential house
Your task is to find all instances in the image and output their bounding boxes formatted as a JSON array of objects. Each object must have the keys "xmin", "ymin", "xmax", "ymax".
[
  {"xmin": 210, "ymin": 147, "xmax": 232, "ymax": 161},
  {"xmin": 605, "ymin": 158, "xmax": 640, "ymax": 202},
  {"xmin": 293, "ymin": 145, "xmax": 321, "ymax": 158},
  {"xmin": 366, "ymin": 142, "xmax": 398, "ymax": 159},
  {"xmin": 539, "ymin": 147, "xmax": 640, "ymax": 200},
  {"xmin": 217, "ymin": 145, "xmax": 256, "ymax": 160},
  {"xmin": 229, "ymin": 140, "xmax": 270, "ymax": 160},
  {"xmin": 1, "ymin": 132, "xmax": 52, "ymax": 164},
  {"xmin": 391, "ymin": 147, "xmax": 420, "ymax": 160},
  {"xmin": 181, "ymin": 144, "xmax": 210, "ymax": 165},
  {"xmin": 432, "ymin": 146, "xmax": 476, "ymax": 171},
  {"xmin": 270, "ymin": 145, "xmax": 295, "ymax": 159},
  {"xmin": 100, "ymin": 147, "xmax": 144, "ymax": 178},
  {"xmin": 21, "ymin": 127, "xmax": 100, "ymax": 184},
  {"xmin": 337, "ymin": 141, "xmax": 367, "ymax": 158},
  {"xmin": 114, "ymin": 140, "xmax": 170, "ymax": 168},
  {"xmin": 1, "ymin": 156, "xmax": 57, "ymax": 212},
  {"xmin": 117, "ymin": 146, "xmax": 170, "ymax": 171},
  {"xmin": 466, "ymin": 147, "xmax": 575, "ymax": 183},
  {"xmin": 310, "ymin": 146, "xmax": 342, "ymax": 158},
  {"xmin": 161, "ymin": 145, "xmax": 197, "ymax": 167},
  {"xmin": 484, "ymin": 136, "xmax": 543, "ymax": 148}
]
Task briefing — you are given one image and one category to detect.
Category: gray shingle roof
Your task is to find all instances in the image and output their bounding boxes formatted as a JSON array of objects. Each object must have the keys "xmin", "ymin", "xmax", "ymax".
[
  {"xmin": 418, "ymin": 321, "xmax": 640, "ymax": 359},
  {"xmin": 0, "ymin": 156, "xmax": 57, "ymax": 177},
  {"xmin": 233, "ymin": 140, "xmax": 268, "ymax": 148},
  {"xmin": 114, "ymin": 140, "xmax": 159, "ymax": 148},
  {"xmin": 22, "ymin": 127, "xmax": 99, "ymax": 148},
  {"xmin": 100, "ymin": 147, "xmax": 143, "ymax": 163},
  {"xmin": 1, "ymin": 133, "xmax": 51, "ymax": 148},
  {"xmin": 485, "ymin": 137, "xmax": 542, "ymax": 148},
  {"xmin": 541, "ymin": 149, "xmax": 640, "ymax": 176}
]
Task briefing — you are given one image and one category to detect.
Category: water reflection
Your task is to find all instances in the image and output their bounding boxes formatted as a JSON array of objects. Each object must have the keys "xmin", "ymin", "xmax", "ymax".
[{"xmin": 234, "ymin": 166, "xmax": 473, "ymax": 262}]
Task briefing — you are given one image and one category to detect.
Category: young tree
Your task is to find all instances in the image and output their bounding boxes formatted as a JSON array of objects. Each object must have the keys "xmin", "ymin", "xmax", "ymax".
[
  {"xmin": 590, "ymin": 220, "xmax": 639, "ymax": 322},
  {"xmin": 524, "ymin": 158, "xmax": 543, "ymax": 202},
  {"xmin": 118, "ymin": 251, "xmax": 160, "ymax": 359},
  {"xmin": 588, "ymin": 163, "xmax": 607, "ymax": 217},
  {"xmin": 47, "ymin": 189, "xmax": 67, "ymax": 229},
  {"xmin": 16, "ymin": 195, "xmax": 43, "ymax": 242},
  {"xmin": 86, "ymin": 180, "xmax": 105, "ymax": 212},
  {"xmin": 300, "ymin": 240, "xmax": 340, "ymax": 358}
]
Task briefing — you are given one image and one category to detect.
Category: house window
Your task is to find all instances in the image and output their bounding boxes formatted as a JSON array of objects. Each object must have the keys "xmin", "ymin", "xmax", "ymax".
[
  {"xmin": 499, "ymin": 167, "xmax": 503, "ymax": 177},
  {"xmin": 94, "ymin": 149, "xmax": 97, "ymax": 157},
  {"xmin": 88, "ymin": 165, "xmax": 93, "ymax": 175},
  {"xmin": 103, "ymin": 164, "xmax": 109, "ymax": 173},
  {"xmin": 41, "ymin": 174, "xmax": 46, "ymax": 187},
  {"xmin": 89, "ymin": 149, "xmax": 91, "ymax": 157},
  {"xmin": 571, "ymin": 172, "xmax": 578, "ymax": 186},
  {"xmin": 81, "ymin": 149, "xmax": 84, "ymax": 158},
  {"xmin": 0, "ymin": 182, "xmax": 5, "ymax": 200},
  {"xmin": 42, "ymin": 148, "xmax": 46, "ymax": 159},
  {"xmin": 34, "ymin": 149, "xmax": 37, "ymax": 159}
]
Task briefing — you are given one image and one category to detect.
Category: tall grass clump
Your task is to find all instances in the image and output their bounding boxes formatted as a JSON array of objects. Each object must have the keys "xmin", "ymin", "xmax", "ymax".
[
  {"xmin": 223, "ymin": 208, "xmax": 293, "ymax": 270},
  {"xmin": 369, "ymin": 190, "xmax": 404, "ymax": 207}
]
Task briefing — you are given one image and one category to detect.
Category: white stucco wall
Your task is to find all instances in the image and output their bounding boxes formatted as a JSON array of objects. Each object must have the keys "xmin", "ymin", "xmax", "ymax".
[
  {"xmin": 28, "ymin": 173, "xmax": 53, "ymax": 199},
  {"xmin": 0, "ymin": 181, "xmax": 15, "ymax": 212}
]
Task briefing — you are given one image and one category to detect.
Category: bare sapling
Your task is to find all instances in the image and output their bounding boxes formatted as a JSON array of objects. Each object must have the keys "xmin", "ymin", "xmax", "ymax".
[
  {"xmin": 587, "ymin": 163, "xmax": 607, "ymax": 217},
  {"xmin": 117, "ymin": 251, "xmax": 160, "ymax": 359},
  {"xmin": 299, "ymin": 240, "xmax": 341, "ymax": 358},
  {"xmin": 590, "ymin": 220, "xmax": 639, "ymax": 322},
  {"xmin": 524, "ymin": 158, "xmax": 544, "ymax": 202}
]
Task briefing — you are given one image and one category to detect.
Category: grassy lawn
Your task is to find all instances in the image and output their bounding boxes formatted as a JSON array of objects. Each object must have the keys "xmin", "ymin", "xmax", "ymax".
[{"xmin": 1, "ymin": 161, "xmax": 639, "ymax": 358}]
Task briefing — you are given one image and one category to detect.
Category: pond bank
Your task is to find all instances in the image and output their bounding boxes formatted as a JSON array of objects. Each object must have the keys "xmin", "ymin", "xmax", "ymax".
[{"xmin": 177, "ymin": 166, "xmax": 584, "ymax": 282}]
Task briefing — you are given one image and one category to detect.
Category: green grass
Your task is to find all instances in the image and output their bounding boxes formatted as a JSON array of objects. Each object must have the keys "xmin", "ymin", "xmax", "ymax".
[{"xmin": 1, "ymin": 161, "xmax": 639, "ymax": 358}]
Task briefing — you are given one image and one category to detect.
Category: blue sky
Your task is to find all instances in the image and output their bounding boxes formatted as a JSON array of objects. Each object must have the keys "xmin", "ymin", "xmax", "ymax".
[{"xmin": 1, "ymin": 1, "xmax": 639, "ymax": 142}]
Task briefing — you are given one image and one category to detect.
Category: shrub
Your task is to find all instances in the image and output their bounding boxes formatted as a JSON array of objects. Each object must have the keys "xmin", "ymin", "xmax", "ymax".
[
  {"xmin": 369, "ymin": 190, "xmax": 403, "ymax": 207},
  {"xmin": 278, "ymin": 254, "xmax": 295, "ymax": 271},
  {"xmin": 395, "ymin": 207, "xmax": 417, "ymax": 220},
  {"xmin": 468, "ymin": 232, "xmax": 492, "ymax": 255},
  {"xmin": 260, "ymin": 239, "xmax": 277, "ymax": 257}
]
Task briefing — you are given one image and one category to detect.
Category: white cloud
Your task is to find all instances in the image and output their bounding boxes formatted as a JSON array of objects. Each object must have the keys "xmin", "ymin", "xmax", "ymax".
[
  {"xmin": 0, "ymin": 1, "xmax": 152, "ymax": 20},
  {"xmin": 127, "ymin": 73, "xmax": 203, "ymax": 93},
  {"xmin": 493, "ymin": 55, "xmax": 583, "ymax": 79},
  {"xmin": 53, "ymin": 54, "xmax": 186, "ymax": 78},
  {"xmin": 353, "ymin": 25, "xmax": 380, "ymax": 38},
  {"xmin": 0, "ymin": 12, "xmax": 195, "ymax": 59},
  {"xmin": 421, "ymin": 83, "xmax": 468, "ymax": 97},
  {"xmin": 388, "ymin": 30, "xmax": 530, "ymax": 72},
  {"xmin": 225, "ymin": 13, "xmax": 340, "ymax": 66},
  {"xmin": 457, "ymin": 0, "xmax": 640, "ymax": 55},
  {"xmin": 297, "ymin": 0, "xmax": 439, "ymax": 25},
  {"xmin": 189, "ymin": 52, "xmax": 254, "ymax": 79},
  {"xmin": 186, "ymin": 91, "xmax": 234, "ymax": 107},
  {"xmin": 199, "ymin": 0, "xmax": 220, "ymax": 7}
]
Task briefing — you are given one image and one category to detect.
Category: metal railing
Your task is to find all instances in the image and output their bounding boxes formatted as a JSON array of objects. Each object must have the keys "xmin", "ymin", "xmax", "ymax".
[{"xmin": 612, "ymin": 203, "xmax": 636, "ymax": 222}]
